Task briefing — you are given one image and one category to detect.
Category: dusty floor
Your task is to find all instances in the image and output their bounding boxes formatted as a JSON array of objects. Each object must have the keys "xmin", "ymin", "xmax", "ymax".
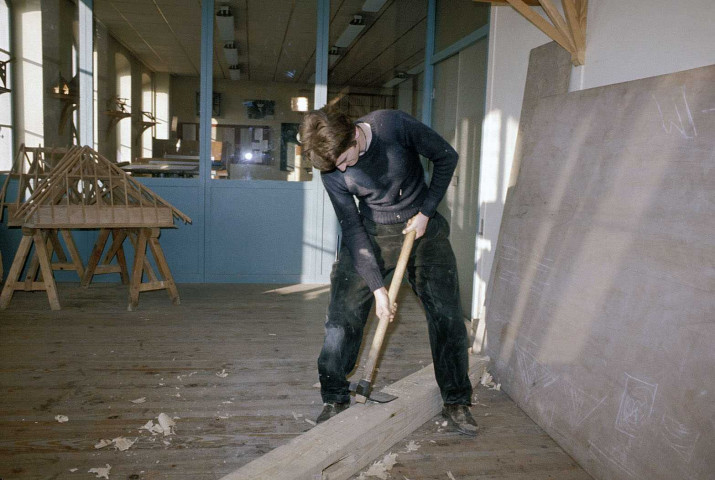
[{"xmin": 0, "ymin": 283, "xmax": 591, "ymax": 479}]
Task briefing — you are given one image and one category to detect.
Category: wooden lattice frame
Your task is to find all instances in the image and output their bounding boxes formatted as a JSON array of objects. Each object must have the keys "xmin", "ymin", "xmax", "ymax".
[
  {"xmin": 13, "ymin": 146, "xmax": 191, "ymax": 229},
  {"xmin": 474, "ymin": 0, "xmax": 588, "ymax": 65},
  {"xmin": 0, "ymin": 145, "xmax": 70, "ymax": 225}
]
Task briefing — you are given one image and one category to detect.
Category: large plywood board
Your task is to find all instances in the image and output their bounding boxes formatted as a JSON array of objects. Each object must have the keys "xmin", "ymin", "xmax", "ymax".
[{"xmin": 485, "ymin": 64, "xmax": 715, "ymax": 480}]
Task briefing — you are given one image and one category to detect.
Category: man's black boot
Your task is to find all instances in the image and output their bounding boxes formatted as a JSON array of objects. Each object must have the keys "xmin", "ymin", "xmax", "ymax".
[
  {"xmin": 316, "ymin": 402, "xmax": 350, "ymax": 424},
  {"xmin": 442, "ymin": 404, "xmax": 478, "ymax": 436}
]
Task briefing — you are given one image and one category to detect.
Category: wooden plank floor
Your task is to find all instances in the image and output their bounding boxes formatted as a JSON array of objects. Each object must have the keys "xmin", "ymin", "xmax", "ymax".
[{"xmin": 0, "ymin": 284, "xmax": 591, "ymax": 480}]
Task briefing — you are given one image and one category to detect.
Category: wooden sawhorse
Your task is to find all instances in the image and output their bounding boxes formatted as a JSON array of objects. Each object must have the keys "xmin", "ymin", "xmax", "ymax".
[
  {"xmin": 125, "ymin": 227, "xmax": 180, "ymax": 311},
  {"xmin": 0, "ymin": 227, "xmax": 180, "ymax": 311},
  {"xmin": 0, "ymin": 228, "xmax": 62, "ymax": 310}
]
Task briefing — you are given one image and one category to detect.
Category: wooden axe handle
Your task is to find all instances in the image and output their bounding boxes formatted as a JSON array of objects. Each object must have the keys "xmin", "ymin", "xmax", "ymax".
[{"xmin": 355, "ymin": 230, "xmax": 416, "ymax": 403}]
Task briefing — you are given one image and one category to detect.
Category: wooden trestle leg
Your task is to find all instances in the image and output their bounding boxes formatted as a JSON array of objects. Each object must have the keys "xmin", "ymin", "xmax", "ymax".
[
  {"xmin": 81, "ymin": 228, "xmax": 130, "ymax": 287},
  {"xmin": 127, "ymin": 228, "xmax": 180, "ymax": 311},
  {"xmin": 0, "ymin": 228, "xmax": 61, "ymax": 310}
]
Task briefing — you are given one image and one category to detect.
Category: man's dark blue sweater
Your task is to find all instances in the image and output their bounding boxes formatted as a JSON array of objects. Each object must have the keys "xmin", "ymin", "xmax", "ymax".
[{"xmin": 321, "ymin": 109, "xmax": 458, "ymax": 292}]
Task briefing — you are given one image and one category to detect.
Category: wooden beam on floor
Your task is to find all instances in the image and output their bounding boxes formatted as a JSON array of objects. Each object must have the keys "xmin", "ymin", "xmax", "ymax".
[{"xmin": 220, "ymin": 354, "xmax": 489, "ymax": 480}]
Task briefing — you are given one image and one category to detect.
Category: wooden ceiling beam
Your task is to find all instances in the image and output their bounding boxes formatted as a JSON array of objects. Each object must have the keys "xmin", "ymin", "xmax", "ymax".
[
  {"xmin": 563, "ymin": 0, "xmax": 587, "ymax": 65},
  {"xmin": 473, "ymin": 0, "xmax": 587, "ymax": 65},
  {"xmin": 537, "ymin": 0, "xmax": 575, "ymax": 51},
  {"xmin": 504, "ymin": 0, "xmax": 573, "ymax": 54}
]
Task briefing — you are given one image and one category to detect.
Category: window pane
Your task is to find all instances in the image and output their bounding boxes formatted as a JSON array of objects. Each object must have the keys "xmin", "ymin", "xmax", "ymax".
[
  {"xmin": 206, "ymin": 1, "xmax": 316, "ymax": 181},
  {"xmin": 8, "ymin": 0, "xmax": 78, "ymax": 151},
  {"xmin": 93, "ymin": 0, "xmax": 203, "ymax": 178},
  {"xmin": 326, "ymin": 1, "xmax": 426, "ymax": 120},
  {"xmin": 0, "ymin": 0, "xmax": 11, "ymax": 170}
]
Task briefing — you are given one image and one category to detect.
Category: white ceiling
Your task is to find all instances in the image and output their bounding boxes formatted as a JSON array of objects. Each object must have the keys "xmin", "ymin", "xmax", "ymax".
[{"xmin": 93, "ymin": 0, "xmax": 428, "ymax": 88}]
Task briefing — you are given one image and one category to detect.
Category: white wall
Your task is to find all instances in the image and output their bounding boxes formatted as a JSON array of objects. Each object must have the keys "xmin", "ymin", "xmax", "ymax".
[
  {"xmin": 571, "ymin": 0, "xmax": 715, "ymax": 91},
  {"xmin": 476, "ymin": 0, "xmax": 715, "ymax": 321},
  {"xmin": 475, "ymin": 6, "xmax": 548, "ymax": 322}
]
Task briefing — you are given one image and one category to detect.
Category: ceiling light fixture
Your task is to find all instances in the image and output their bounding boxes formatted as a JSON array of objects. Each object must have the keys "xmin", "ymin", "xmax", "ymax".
[
  {"xmin": 335, "ymin": 15, "xmax": 366, "ymax": 48},
  {"xmin": 362, "ymin": 0, "xmax": 387, "ymax": 12},
  {"xmin": 291, "ymin": 97, "xmax": 309, "ymax": 112},
  {"xmin": 328, "ymin": 46, "xmax": 341, "ymax": 67},
  {"xmin": 228, "ymin": 65, "xmax": 241, "ymax": 81},
  {"xmin": 382, "ymin": 71, "xmax": 409, "ymax": 88},
  {"xmin": 223, "ymin": 42, "xmax": 239, "ymax": 65},
  {"xmin": 216, "ymin": 6, "xmax": 235, "ymax": 42}
]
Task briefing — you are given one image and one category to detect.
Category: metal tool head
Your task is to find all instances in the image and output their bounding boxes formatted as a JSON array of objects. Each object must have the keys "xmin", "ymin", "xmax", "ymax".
[{"xmin": 349, "ymin": 381, "xmax": 398, "ymax": 403}]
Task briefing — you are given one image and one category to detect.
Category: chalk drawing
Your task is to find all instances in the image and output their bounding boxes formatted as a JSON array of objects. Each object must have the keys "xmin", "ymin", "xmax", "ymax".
[
  {"xmin": 561, "ymin": 380, "xmax": 607, "ymax": 428},
  {"xmin": 500, "ymin": 244, "xmax": 520, "ymax": 261},
  {"xmin": 660, "ymin": 414, "xmax": 700, "ymax": 463},
  {"xmin": 498, "ymin": 267, "xmax": 519, "ymax": 286},
  {"xmin": 515, "ymin": 344, "xmax": 558, "ymax": 401},
  {"xmin": 589, "ymin": 440, "xmax": 638, "ymax": 478},
  {"xmin": 615, "ymin": 373, "xmax": 658, "ymax": 437},
  {"xmin": 653, "ymin": 86, "xmax": 698, "ymax": 139},
  {"xmin": 701, "ymin": 107, "xmax": 715, "ymax": 113},
  {"xmin": 497, "ymin": 244, "xmax": 553, "ymax": 295}
]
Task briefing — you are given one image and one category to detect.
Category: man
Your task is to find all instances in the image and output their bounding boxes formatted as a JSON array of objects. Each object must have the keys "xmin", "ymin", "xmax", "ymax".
[{"xmin": 299, "ymin": 107, "xmax": 477, "ymax": 436}]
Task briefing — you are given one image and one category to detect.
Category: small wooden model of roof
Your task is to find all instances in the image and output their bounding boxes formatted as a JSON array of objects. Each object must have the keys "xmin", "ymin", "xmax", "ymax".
[
  {"xmin": 0, "ymin": 145, "xmax": 69, "ymax": 225},
  {"xmin": 11, "ymin": 146, "xmax": 191, "ymax": 229}
]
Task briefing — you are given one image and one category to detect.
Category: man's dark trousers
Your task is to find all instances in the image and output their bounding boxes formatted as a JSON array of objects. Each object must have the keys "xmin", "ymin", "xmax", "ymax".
[{"xmin": 318, "ymin": 211, "xmax": 473, "ymax": 405}]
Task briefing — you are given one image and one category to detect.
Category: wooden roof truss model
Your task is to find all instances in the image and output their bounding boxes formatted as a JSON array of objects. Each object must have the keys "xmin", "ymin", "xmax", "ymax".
[{"xmin": 11, "ymin": 146, "xmax": 191, "ymax": 229}]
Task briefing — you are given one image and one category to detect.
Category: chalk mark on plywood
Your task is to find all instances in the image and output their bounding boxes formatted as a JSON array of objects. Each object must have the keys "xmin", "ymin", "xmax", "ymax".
[
  {"xmin": 497, "ymin": 244, "xmax": 554, "ymax": 296},
  {"xmin": 515, "ymin": 344, "xmax": 558, "ymax": 402},
  {"xmin": 588, "ymin": 440, "xmax": 638, "ymax": 478},
  {"xmin": 660, "ymin": 414, "xmax": 700, "ymax": 464},
  {"xmin": 615, "ymin": 373, "xmax": 658, "ymax": 438},
  {"xmin": 652, "ymin": 86, "xmax": 697, "ymax": 139},
  {"xmin": 561, "ymin": 380, "xmax": 607, "ymax": 428}
]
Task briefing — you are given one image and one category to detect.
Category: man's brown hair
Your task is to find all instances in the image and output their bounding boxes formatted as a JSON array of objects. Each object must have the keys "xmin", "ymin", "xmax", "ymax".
[{"xmin": 299, "ymin": 107, "xmax": 356, "ymax": 172}]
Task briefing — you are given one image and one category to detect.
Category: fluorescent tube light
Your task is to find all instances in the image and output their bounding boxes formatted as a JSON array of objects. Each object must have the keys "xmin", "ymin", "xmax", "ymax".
[
  {"xmin": 335, "ymin": 15, "xmax": 365, "ymax": 48},
  {"xmin": 328, "ymin": 46, "xmax": 341, "ymax": 67},
  {"xmin": 228, "ymin": 65, "xmax": 241, "ymax": 81},
  {"xmin": 224, "ymin": 42, "xmax": 239, "ymax": 65},
  {"xmin": 216, "ymin": 6, "xmax": 235, "ymax": 42},
  {"xmin": 382, "ymin": 72, "xmax": 408, "ymax": 88},
  {"xmin": 362, "ymin": 0, "xmax": 387, "ymax": 12}
]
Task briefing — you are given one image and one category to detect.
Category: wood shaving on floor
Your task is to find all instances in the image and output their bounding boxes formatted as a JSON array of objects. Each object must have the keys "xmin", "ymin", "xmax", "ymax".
[
  {"xmin": 95, "ymin": 437, "xmax": 136, "ymax": 451},
  {"xmin": 54, "ymin": 415, "xmax": 69, "ymax": 423},
  {"xmin": 112, "ymin": 437, "xmax": 136, "ymax": 451},
  {"xmin": 130, "ymin": 397, "xmax": 146, "ymax": 404},
  {"xmin": 479, "ymin": 371, "xmax": 501, "ymax": 391},
  {"xmin": 94, "ymin": 439, "xmax": 112, "ymax": 449},
  {"xmin": 357, "ymin": 452, "xmax": 398, "ymax": 479},
  {"xmin": 88, "ymin": 464, "xmax": 111, "ymax": 479},
  {"xmin": 216, "ymin": 369, "xmax": 229, "ymax": 378},
  {"xmin": 402, "ymin": 440, "xmax": 420, "ymax": 452},
  {"xmin": 140, "ymin": 413, "xmax": 176, "ymax": 436}
]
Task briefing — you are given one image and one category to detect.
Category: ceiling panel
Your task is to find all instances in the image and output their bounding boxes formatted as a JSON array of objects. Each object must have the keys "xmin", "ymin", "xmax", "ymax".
[{"xmin": 94, "ymin": 0, "xmax": 428, "ymax": 88}]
